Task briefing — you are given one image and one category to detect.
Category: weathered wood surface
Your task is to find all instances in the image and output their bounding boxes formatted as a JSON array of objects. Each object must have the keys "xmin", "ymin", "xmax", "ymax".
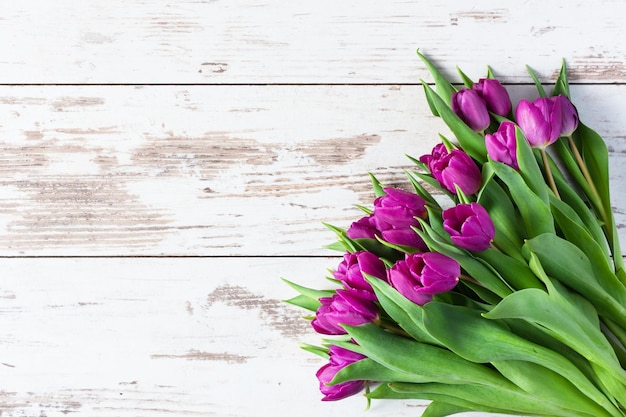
[
  {"xmin": 0, "ymin": 85, "xmax": 624, "ymax": 256},
  {"xmin": 2, "ymin": 1, "xmax": 626, "ymax": 416},
  {"xmin": 1, "ymin": 0, "xmax": 626, "ymax": 84}
]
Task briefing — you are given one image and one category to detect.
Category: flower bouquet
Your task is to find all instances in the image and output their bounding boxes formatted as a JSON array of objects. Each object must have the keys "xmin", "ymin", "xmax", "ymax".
[{"xmin": 283, "ymin": 51, "xmax": 626, "ymax": 417}]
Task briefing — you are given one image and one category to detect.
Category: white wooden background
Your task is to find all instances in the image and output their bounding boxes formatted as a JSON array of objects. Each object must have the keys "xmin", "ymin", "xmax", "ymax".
[{"xmin": 1, "ymin": 1, "xmax": 625, "ymax": 416}]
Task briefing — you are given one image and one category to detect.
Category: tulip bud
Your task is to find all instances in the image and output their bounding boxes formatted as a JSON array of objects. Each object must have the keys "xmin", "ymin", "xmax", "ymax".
[
  {"xmin": 311, "ymin": 289, "xmax": 379, "ymax": 335},
  {"xmin": 553, "ymin": 94, "xmax": 579, "ymax": 137},
  {"xmin": 473, "ymin": 78, "xmax": 512, "ymax": 117},
  {"xmin": 515, "ymin": 97, "xmax": 562, "ymax": 148},
  {"xmin": 333, "ymin": 251, "xmax": 387, "ymax": 294},
  {"xmin": 421, "ymin": 145, "xmax": 481, "ymax": 195},
  {"xmin": 316, "ymin": 345, "xmax": 367, "ymax": 401},
  {"xmin": 485, "ymin": 121, "xmax": 519, "ymax": 169},
  {"xmin": 442, "ymin": 203, "xmax": 495, "ymax": 252},
  {"xmin": 387, "ymin": 252, "xmax": 460, "ymax": 305},
  {"xmin": 451, "ymin": 88, "xmax": 491, "ymax": 132},
  {"xmin": 346, "ymin": 215, "xmax": 378, "ymax": 240},
  {"xmin": 370, "ymin": 187, "xmax": 428, "ymax": 250}
]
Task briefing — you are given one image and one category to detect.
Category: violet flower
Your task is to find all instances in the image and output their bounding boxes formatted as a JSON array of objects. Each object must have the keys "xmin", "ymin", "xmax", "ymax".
[
  {"xmin": 387, "ymin": 252, "xmax": 460, "ymax": 305},
  {"xmin": 311, "ymin": 289, "xmax": 379, "ymax": 335},
  {"xmin": 473, "ymin": 78, "xmax": 512, "ymax": 117},
  {"xmin": 515, "ymin": 97, "xmax": 562, "ymax": 148},
  {"xmin": 485, "ymin": 121, "xmax": 519, "ymax": 169},
  {"xmin": 370, "ymin": 187, "xmax": 428, "ymax": 250},
  {"xmin": 346, "ymin": 215, "xmax": 378, "ymax": 240},
  {"xmin": 451, "ymin": 88, "xmax": 491, "ymax": 132},
  {"xmin": 442, "ymin": 203, "xmax": 495, "ymax": 252},
  {"xmin": 333, "ymin": 251, "xmax": 387, "ymax": 294},
  {"xmin": 421, "ymin": 144, "xmax": 482, "ymax": 195},
  {"xmin": 317, "ymin": 345, "xmax": 367, "ymax": 401},
  {"xmin": 553, "ymin": 94, "xmax": 579, "ymax": 137}
]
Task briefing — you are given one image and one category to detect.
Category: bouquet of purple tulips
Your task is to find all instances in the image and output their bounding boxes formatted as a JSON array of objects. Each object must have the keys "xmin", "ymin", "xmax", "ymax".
[{"xmin": 283, "ymin": 51, "xmax": 626, "ymax": 417}]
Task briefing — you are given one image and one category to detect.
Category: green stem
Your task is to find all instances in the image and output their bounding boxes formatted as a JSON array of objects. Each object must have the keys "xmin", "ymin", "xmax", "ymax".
[
  {"xmin": 567, "ymin": 135, "xmax": 608, "ymax": 221},
  {"xmin": 541, "ymin": 148, "xmax": 560, "ymax": 199}
]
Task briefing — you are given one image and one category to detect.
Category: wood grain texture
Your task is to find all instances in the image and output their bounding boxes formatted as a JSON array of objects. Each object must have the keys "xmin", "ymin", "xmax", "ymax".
[
  {"xmin": 0, "ymin": 84, "xmax": 624, "ymax": 256},
  {"xmin": 0, "ymin": 0, "xmax": 625, "ymax": 84},
  {"xmin": 0, "ymin": 257, "xmax": 434, "ymax": 417},
  {"xmin": 2, "ymin": 1, "xmax": 626, "ymax": 416}
]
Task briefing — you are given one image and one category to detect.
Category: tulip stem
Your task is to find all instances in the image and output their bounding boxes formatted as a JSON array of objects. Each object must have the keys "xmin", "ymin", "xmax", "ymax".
[
  {"xmin": 567, "ymin": 135, "xmax": 606, "ymax": 219},
  {"xmin": 460, "ymin": 273, "xmax": 482, "ymax": 286},
  {"xmin": 541, "ymin": 149, "xmax": 560, "ymax": 199}
]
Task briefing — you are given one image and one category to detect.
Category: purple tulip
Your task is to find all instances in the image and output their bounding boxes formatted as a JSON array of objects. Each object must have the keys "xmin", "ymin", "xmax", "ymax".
[
  {"xmin": 451, "ymin": 88, "xmax": 491, "ymax": 132},
  {"xmin": 443, "ymin": 203, "xmax": 495, "ymax": 252},
  {"xmin": 485, "ymin": 121, "xmax": 519, "ymax": 169},
  {"xmin": 473, "ymin": 78, "xmax": 512, "ymax": 117},
  {"xmin": 369, "ymin": 187, "xmax": 428, "ymax": 250},
  {"xmin": 553, "ymin": 94, "xmax": 579, "ymax": 137},
  {"xmin": 317, "ymin": 345, "xmax": 367, "ymax": 401},
  {"xmin": 346, "ymin": 215, "xmax": 378, "ymax": 240},
  {"xmin": 515, "ymin": 97, "xmax": 562, "ymax": 148},
  {"xmin": 373, "ymin": 188, "xmax": 427, "ymax": 228},
  {"xmin": 333, "ymin": 251, "xmax": 387, "ymax": 293},
  {"xmin": 420, "ymin": 145, "xmax": 481, "ymax": 195},
  {"xmin": 311, "ymin": 289, "xmax": 379, "ymax": 335},
  {"xmin": 387, "ymin": 252, "xmax": 460, "ymax": 305}
]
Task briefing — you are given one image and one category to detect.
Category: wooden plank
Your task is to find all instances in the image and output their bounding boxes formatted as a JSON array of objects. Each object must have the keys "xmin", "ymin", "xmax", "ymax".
[
  {"xmin": 1, "ymin": 0, "xmax": 625, "ymax": 84},
  {"xmin": 0, "ymin": 257, "xmax": 438, "ymax": 417},
  {"xmin": 0, "ymin": 84, "xmax": 624, "ymax": 256}
]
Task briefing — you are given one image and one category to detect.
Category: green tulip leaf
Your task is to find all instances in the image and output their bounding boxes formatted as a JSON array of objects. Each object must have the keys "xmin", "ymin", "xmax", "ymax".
[
  {"xmin": 523, "ymin": 234, "xmax": 626, "ymax": 330},
  {"xmin": 525, "ymin": 65, "xmax": 547, "ymax": 97},
  {"xmin": 281, "ymin": 278, "xmax": 335, "ymax": 311},
  {"xmin": 421, "ymin": 401, "xmax": 473, "ymax": 417},
  {"xmin": 331, "ymin": 357, "xmax": 422, "ymax": 385},
  {"xmin": 456, "ymin": 65, "xmax": 474, "ymax": 88},
  {"xmin": 365, "ymin": 275, "xmax": 441, "ymax": 345},
  {"xmin": 515, "ymin": 126, "xmax": 550, "ymax": 204},
  {"xmin": 487, "ymin": 160, "xmax": 555, "ymax": 237},
  {"xmin": 424, "ymin": 300, "xmax": 619, "ymax": 415},
  {"xmin": 388, "ymin": 382, "xmax": 576, "ymax": 417},
  {"xmin": 552, "ymin": 58, "xmax": 571, "ymax": 98},
  {"xmin": 344, "ymin": 323, "xmax": 506, "ymax": 387},
  {"xmin": 417, "ymin": 50, "xmax": 457, "ymax": 111}
]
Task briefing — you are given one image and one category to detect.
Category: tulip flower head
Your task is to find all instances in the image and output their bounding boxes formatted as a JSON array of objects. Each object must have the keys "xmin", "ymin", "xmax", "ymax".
[
  {"xmin": 311, "ymin": 289, "xmax": 379, "ymax": 335},
  {"xmin": 451, "ymin": 88, "xmax": 491, "ymax": 132},
  {"xmin": 387, "ymin": 252, "xmax": 460, "ymax": 305},
  {"xmin": 442, "ymin": 203, "xmax": 495, "ymax": 252},
  {"xmin": 473, "ymin": 78, "xmax": 512, "ymax": 117},
  {"xmin": 316, "ymin": 345, "xmax": 367, "ymax": 401},
  {"xmin": 485, "ymin": 121, "xmax": 519, "ymax": 169},
  {"xmin": 370, "ymin": 187, "xmax": 428, "ymax": 250},
  {"xmin": 333, "ymin": 251, "xmax": 387, "ymax": 294},
  {"xmin": 346, "ymin": 215, "xmax": 378, "ymax": 240},
  {"xmin": 554, "ymin": 94, "xmax": 579, "ymax": 137},
  {"xmin": 515, "ymin": 97, "xmax": 562, "ymax": 148},
  {"xmin": 420, "ymin": 144, "xmax": 482, "ymax": 195}
]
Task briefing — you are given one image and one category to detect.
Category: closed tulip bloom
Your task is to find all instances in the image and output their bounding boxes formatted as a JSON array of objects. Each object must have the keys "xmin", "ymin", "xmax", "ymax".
[
  {"xmin": 311, "ymin": 289, "xmax": 379, "ymax": 335},
  {"xmin": 485, "ymin": 121, "xmax": 519, "ymax": 169},
  {"xmin": 554, "ymin": 94, "xmax": 579, "ymax": 137},
  {"xmin": 387, "ymin": 252, "xmax": 460, "ymax": 305},
  {"xmin": 370, "ymin": 187, "xmax": 428, "ymax": 250},
  {"xmin": 425, "ymin": 147, "xmax": 482, "ymax": 195},
  {"xmin": 346, "ymin": 214, "xmax": 378, "ymax": 240},
  {"xmin": 372, "ymin": 188, "xmax": 427, "ymax": 229},
  {"xmin": 333, "ymin": 251, "xmax": 387, "ymax": 294},
  {"xmin": 515, "ymin": 97, "xmax": 562, "ymax": 148},
  {"xmin": 451, "ymin": 88, "xmax": 491, "ymax": 132},
  {"xmin": 473, "ymin": 78, "xmax": 512, "ymax": 117},
  {"xmin": 316, "ymin": 345, "xmax": 367, "ymax": 401},
  {"xmin": 443, "ymin": 203, "xmax": 495, "ymax": 252}
]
